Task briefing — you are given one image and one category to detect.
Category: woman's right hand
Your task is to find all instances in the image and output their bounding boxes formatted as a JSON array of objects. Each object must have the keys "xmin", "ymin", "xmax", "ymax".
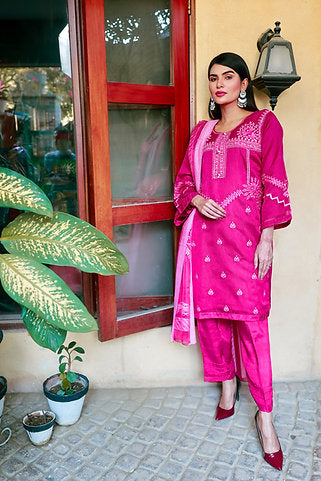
[{"xmin": 191, "ymin": 194, "xmax": 226, "ymax": 219}]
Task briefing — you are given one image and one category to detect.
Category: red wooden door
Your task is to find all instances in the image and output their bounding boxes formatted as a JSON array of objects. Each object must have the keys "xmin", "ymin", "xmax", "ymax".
[{"xmin": 80, "ymin": 0, "xmax": 190, "ymax": 341}]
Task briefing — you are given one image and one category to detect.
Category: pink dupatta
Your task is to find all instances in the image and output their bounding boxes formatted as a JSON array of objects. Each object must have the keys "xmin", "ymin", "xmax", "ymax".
[{"xmin": 171, "ymin": 120, "xmax": 218, "ymax": 345}]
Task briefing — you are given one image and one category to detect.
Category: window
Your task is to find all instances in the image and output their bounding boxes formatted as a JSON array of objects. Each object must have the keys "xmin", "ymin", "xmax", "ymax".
[
  {"xmin": 81, "ymin": 0, "xmax": 190, "ymax": 340},
  {"xmin": 0, "ymin": 0, "xmax": 81, "ymax": 326}
]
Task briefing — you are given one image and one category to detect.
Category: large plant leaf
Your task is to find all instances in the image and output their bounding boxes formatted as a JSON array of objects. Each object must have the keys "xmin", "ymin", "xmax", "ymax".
[
  {"xmin": 21, "ymin": 307, "xmax": 66, "ymax": 352},
  {"xmin": 0, "ymin": 255, "xmax": 97, "ymax": 332},
  {"xmin": 1, "ymin": 211, "xmax": 129, "ymax": 275},
  {"xmin": 0, "ymin": 167, "xmax": 52, "ymax": 217}
]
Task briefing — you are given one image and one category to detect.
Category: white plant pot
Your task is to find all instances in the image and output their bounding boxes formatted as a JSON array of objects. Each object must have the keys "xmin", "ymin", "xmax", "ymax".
[
  {"xmin": 0, "ymin": 397, "xmax": 4, "ymax": 418},
  {"xmin": 43, "ymin": 373, "xmax": 89, "ymax": 426},
  {"xmin": 0, "ymin": 376, "xmax": 7, "ymax": 418},
  {"xmin": 22, "ymin": 410, "xmax": 55, "ymax": 446}
]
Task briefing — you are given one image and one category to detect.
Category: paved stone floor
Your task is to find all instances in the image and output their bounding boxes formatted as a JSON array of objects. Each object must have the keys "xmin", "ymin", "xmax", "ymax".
[{"xmin": 0, "ymin": 380, "xmax": 320, "ymax": 480}]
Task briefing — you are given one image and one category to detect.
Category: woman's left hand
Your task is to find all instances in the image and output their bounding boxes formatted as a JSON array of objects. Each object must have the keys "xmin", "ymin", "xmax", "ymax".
[{"xmin": 254, "ymin": 227, "xmax": 274, "ymax": 279}]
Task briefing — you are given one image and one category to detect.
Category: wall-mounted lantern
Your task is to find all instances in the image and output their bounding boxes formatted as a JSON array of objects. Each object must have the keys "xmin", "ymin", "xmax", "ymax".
[{"xmin": 252, "ymin": 21, "xmax": 301, "ymax": 110}]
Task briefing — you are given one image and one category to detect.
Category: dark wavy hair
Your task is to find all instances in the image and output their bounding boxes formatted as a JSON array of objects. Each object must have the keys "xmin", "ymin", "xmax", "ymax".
[{"xmin": 208, "ymin": 52, "xmax": 258, "ymax": 120}]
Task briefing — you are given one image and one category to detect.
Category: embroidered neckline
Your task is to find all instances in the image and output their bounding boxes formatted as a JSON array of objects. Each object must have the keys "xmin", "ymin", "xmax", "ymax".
[{"xmin": 213, "ymin": 110, "xmax": 267, "ymax": 134}]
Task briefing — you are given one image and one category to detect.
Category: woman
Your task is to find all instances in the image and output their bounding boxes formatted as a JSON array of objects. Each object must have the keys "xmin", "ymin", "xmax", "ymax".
[{"xmin": 172, "ymin": 52, "xmax": 291, "ymax": 471}]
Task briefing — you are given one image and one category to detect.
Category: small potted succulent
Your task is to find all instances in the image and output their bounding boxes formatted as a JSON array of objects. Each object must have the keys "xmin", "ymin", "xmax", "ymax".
[
  {"xmin": 22, "ymin": 410, "xmax": 56, "ymax": 446},
  {"xmin": 43, "ymin": 341, "xmax": 88, "ymax": 425}
]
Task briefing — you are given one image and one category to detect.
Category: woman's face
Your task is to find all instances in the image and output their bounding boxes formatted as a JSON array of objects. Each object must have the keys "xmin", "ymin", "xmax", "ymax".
[{"xmin": 209, "ymin": 63, "xmax": 248, "ymax": 106}]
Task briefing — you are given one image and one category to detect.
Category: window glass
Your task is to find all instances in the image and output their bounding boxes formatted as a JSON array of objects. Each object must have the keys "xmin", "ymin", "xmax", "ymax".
[
  {"xmin": 109, "ymin": 106, "xmax": 172, "ymax": 204},
  {"xmin": 114, "ymin": 221, "xmax": 173, "ymax": 319},
  {"xmin": 0, "ymin": 0, "xmax": 80, "ymax": 316},
  {"xmin": 104, "ymin": 0, "xmax": 170, "ymax": 85}
]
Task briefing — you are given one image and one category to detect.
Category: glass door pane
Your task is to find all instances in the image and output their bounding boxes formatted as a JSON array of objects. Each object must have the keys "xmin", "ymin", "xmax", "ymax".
[
  {"xmin": 114, "ymin": 220, "xmax": 173, "ymax": 319},
  {"xmin": 0, "ymin": 0, "xmax": 81, "ymax": 316},
  {"xmin": 104, "ymin": 0, "xmax": 170, "ymax": 85},
  {"xmin": 108, "ymin": 105, "xmax": 172, "ymax": 204}
]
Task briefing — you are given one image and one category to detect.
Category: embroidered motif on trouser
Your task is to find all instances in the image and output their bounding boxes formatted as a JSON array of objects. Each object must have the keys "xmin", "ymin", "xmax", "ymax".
[{"xmin": 197, "ymin": 318, "xmax": 273, "ymax": 412}]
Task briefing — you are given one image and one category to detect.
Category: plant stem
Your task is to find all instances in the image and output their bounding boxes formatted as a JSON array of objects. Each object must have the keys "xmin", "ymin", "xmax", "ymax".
[{"xmin": 67, "ymin": 348, "xmax": 71, "ymax": 371}]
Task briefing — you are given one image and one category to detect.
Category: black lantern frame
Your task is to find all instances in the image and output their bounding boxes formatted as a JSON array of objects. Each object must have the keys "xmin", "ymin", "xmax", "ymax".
[{"xmin": 252, "ymin": 21, "xmax": 301, "ymax": 110}]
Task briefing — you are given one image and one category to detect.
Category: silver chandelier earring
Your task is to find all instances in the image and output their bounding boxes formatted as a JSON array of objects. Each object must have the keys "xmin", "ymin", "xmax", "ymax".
[
  {"xmin": 210, "ymin": 97, "xmax": 215, "ymax": 111},
  {"xmin": 238, "ymin": 90, "xmax": 247, "ymax": 108}
]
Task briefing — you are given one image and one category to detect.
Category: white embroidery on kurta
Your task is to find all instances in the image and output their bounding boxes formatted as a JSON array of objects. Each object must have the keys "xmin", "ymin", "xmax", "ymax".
[
  {"xmin": 265, "ymin": 193, "xmax": 291, "ymax": 207},
  {"xmin": 253, "ymin": 307, "xmax": 259, "ymax": 314},
  {"xmin": 221, "ymin": 178, "xmax": 263, "ymax": 210},
  {"xmin": 174, "ymin": 180, "xmax": 195, "ymax": 208},
  {"xmin": 226, "ymin": 110, "xmax": 269, "ymax": 152},
  {"xmin": 204, "ymin": 256, "xmax": 211, "ymax": 262},
  {"xmin": 246, "ymin": 149, "xmax": 251, "ymax": 184},
  {"xmin": 234, "ymin": 256, "xmax": 240, "ymax": 262},
  {"xmin": 224, "ymin": 305, "xmax": 229, "ymax": 312},
  {"xmin": 205, "ymin": 132, "xmax": 229, "ymax": 180},
  {"xmin": 246, "ymin": 240, "xmax": 253, "ymax": 247},
  {"xmin": 230, "ymin": 222, "xmax": 236, "ymax": 229},
  {"xmin": 201, "ymin": 222, "xmax": 207, "ymax": 229},
  {"xmin": 208, "ymin": 289, "xmax": 214, "ymax": 295},
  {"xmin": 196, "ymin": 306, "xmax": 201, "ymax": 312},
  {"xmin": 217, "ymin": 238, "xmax": 223, "ymax": 245},
  {"xmin": 262, "ymin": 174, "xmax": 288, "ymax": 191},
  {"xmin": 195, "ymin": 274, "xmax": 199, "ymax": 279},
  {"xmin": 221, "ymin": 272, "xmax": 226, "ymax": 278},
  {"xmin": 252, "ymin": 273, "xmax": 257, "ymax": 279},
  {"xmin": 237, "ymin": 289, "xmax": 243, "ymax": 296},
  {"xmin": 221, "ymin": 189, "xmax": 243, "ymax": 208},
  {"xmin": 243, "ymin": 177, "xmax": 263, "ymax": 204}
]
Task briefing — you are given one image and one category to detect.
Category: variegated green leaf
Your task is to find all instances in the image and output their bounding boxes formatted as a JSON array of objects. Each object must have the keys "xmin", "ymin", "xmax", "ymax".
[
  {"xmin": 0, "ymin": 167, "xmax": 53, "ymax": 217},
  {"xmin": 21, "ymin": 307, "xmax": 66, "ymax": 352},
  {"xmin": 0, "ymin": 254, "xmax": 97, "ymax": 332},
  {"xmin": 1, "ymin": 211, "xmax": 129, "ymax": 275}
]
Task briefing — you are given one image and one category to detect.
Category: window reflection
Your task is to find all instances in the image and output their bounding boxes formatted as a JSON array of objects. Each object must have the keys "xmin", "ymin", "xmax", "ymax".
[
  {"xmin": 0, "ymin": 0, "xmax": 80, "ymax": 316},
  {"xmin": 0, "ymin": 67, "xmax": 76, "ymax": 215},
  {"xmin": 105, "ymin": 9, "xmax": 169, "ymax": 45},
  {"xmin": 114, "ymin": 221, "xmax": 173, "ymax": 319},
  {"xmin": 104, "ymin": 0, "xmax": 170, "ymax": 85},
  {"xmin": 109, "ymin": 106, "xmax": 171, "ymax": 204}
]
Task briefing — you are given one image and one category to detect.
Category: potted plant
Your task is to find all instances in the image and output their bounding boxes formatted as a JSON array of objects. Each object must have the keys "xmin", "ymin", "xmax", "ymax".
[
  {"xmin": 43, "ymin": 341, "xmax": 88, "ymax": 425},
  {"xmin": 0, "ymin": 167, "xmax": 128, "ymax": 440},
  {"xmin": 22, "ymin": 410, "xmax": 55, "ymax": 446}
]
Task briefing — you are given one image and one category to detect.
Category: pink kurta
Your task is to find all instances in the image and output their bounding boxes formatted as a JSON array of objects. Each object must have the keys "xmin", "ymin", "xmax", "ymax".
[{"xmin": 173, "ymin": 109, "xmax": 291, "ymax": 328}]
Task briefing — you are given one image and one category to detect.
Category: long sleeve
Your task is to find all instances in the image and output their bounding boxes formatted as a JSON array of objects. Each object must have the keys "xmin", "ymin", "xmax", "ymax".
[
  {"xmin": 174, "ymin": 121, "xmax": 206, "ymax": 226},
  {"xmin": 260, "ymin": 112, "xmax": 292, "ymax": 230}
]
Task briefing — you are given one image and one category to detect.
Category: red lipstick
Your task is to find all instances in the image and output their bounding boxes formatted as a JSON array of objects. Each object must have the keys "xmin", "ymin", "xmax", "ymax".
[{"xmin": 215, "ymin": 91, "xmax": 227, "ymax": 97}]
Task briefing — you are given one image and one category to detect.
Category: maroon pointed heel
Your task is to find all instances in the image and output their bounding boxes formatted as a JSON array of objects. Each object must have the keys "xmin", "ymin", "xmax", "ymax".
[
  {"xmin": 254, "ymin": 411, "xmax": 283, "ymax": 471},
  {"xmin": 215, "ymin": 376, "xmax": 240, "ymax": 421}
]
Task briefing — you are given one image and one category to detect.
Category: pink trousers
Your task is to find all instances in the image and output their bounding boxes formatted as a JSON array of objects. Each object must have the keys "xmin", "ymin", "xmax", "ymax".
[{"xmin": 197, "ymin": 318, "xmax": 273, "ymax": 412}]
